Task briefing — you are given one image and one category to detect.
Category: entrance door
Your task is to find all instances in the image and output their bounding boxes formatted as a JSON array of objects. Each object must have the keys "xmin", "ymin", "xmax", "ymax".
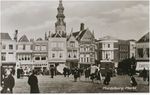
[
  {"xmin": 70, "ymin": 62, "xmax": 78, "ymax": 68},
  {"xmin": 34, "ymin": 67, "xmax": 41, "ymax": 75}
]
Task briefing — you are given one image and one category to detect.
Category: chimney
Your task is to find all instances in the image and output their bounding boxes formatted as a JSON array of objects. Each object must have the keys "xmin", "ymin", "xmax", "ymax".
[
  {"xmin": 80, "ymin": 23, "xmax": 84, "ymax": 31},
  {"xmin": 45, "ymin": 32, "xmax": 48, "ymax": 40},
  {"xmin": 14, "ymin": 30, "xmax": 18, "ymax": 42}
]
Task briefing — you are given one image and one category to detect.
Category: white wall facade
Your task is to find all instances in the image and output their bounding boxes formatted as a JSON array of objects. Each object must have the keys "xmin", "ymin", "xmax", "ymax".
[
  {"xmin": 1, "ymin": 40, "xmax": 16, "ymax": 67},
  {"xmin": 48, "ymin": 38, "xmax": 67, "ymax": 64},
  {"xmin": 16, "ymin": 42, "xmax": 33, "ymax": 70},
  {"xmin": 100, "ymin": 40, "xmax": 118, "ymax": 62},
  {"xmin": 32, "ymin": 40, "xmax": 48, "ymax": 70},
  {"xmin": 67, "ymin": 35, "xmax": 79, "ymax": 60}
]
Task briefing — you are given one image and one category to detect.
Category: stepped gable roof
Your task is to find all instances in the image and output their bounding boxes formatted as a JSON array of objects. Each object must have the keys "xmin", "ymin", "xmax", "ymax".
[
  {"xmin": 0, "ymin": 33, "xmax": 12, "ymax": 40},
  {"xmin": 137, "ymin": 32, "xmax": 149, "ymax": 43},
  {"xmin": 19, "ymin": 35, "xmax": 29, "ymax": 42}
]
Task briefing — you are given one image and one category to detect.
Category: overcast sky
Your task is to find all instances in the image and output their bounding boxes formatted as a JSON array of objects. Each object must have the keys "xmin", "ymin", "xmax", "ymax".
[{"xmin": 1, "ymin": 0, "xmax": 149, "ymax": 41}]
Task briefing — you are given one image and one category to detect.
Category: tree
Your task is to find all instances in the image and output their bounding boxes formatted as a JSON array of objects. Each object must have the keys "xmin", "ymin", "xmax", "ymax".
[{"xmin": 117, "ymin": 57, "xmax": 136, "ymax": 75}]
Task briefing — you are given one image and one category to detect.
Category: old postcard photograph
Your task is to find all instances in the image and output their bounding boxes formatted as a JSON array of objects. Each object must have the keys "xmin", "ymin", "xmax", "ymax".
[{"xmin": 0, "ymin": 0, "xmax": 149, "ymax": 93}]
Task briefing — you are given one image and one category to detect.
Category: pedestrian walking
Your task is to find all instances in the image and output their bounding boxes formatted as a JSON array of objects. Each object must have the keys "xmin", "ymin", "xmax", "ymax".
[
  {"xmin": 103, "ymin": 71, "xmax": 111, "ymax": 85},
  {"xmin": 1, "ymin": 66, "xmax": 5, "ymax": 86},
  {"xmin": 73, "ymin": 67, "xmax": 79, "ymax": 82},
  {"xmin": 63, "ymin": 67, "xmax": 67, "ymax": 77},
  {"xmin": 95, "ymin": 69, "xmax": 102, "ymax": 84},
  {"xmin": 147, "ymin": 70, "xmax": 149, "ymax": 86},
  {"xmin": 1, "ymin": 71, "xmax": 15, "ymax": 93},
  {"xmin": 17, "ymin": 68, "xmax": 21, "ymax": 79},
  {"xmin": 1, "ymin": 74, "xmax": 9, "ymax": 93},
  {"xmin": 7, "ymin": 72, "xmax": 15, "ymax": 93},
  {"xmin": 54, "ymin": 66, "xmax": 57, "ymax": 76},
  {"xmin": 147, "ymin": 75, "xmax": 149, "ymax": 86},
  {"xmin": 130, "ymin": 76, "xmax": 137, "ymax": 86},
  {"xmin": 85, "ymin": 68, "xmax": 90, "ymax": 81},
  {"xmin": 78, "ymin": 68, "xmax": 82, "ymax": 81},
  {"xmin": 90, "ymin": 64, "xmax": 98, "ymax": 82},
  {"xmin": 66, "ymin": 68, "xmax": 70, "ymax": 77},
  {"xmin": 28, "ymin": 70, "xmax": 40, "ymax": 93},
  {"xmin": 141, "ymin": 68, "xmax": 147, "ymax": 81},
  {"xmin": 50, "ymin": 67, "xmax": 54, "ymax": 78},
  {"xmin": 20, "ymin": 67, "xmax": 24, "ymax": 78}
]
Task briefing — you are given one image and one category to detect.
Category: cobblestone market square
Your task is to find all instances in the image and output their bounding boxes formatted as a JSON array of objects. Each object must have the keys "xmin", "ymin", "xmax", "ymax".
[{"xmin": 13, "ymin": 75, "xmax": 149, "ymax": 93}]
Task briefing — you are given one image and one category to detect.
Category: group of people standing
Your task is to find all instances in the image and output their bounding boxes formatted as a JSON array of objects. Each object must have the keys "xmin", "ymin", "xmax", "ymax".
[{"xmin": 62, "ymin": 64, "xmax": 112, "ymax": 85}]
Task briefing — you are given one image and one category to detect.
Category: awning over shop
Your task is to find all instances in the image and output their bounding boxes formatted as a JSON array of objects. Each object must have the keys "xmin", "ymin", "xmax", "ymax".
[
  {"xmin": 66, "ymin": 59, "xmax": 78, "ymax": 63},
  {"xmin": 136, "ymin": 61, "xmax": 149, "ymax": 70},
  {"xmin": 2, "ymin": 62, "xmax": 16, "ymax": 68}
]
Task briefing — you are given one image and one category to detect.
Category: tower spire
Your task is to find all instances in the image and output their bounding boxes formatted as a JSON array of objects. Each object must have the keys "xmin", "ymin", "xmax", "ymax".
[
  {"xmin": 55, "ymin": 0, "xmax": 66, "ymax": 37},
  {"xmin": 71, "ymin": 28, "xmax": 73, "ymax": 36},
  {"xmin": 59, "ymin": 0, "xmax": 62, "ymax": 4}
]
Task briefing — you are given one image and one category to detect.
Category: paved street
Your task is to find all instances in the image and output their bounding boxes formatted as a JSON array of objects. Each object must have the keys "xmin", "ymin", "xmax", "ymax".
[{"xmin": 13, "ymin": 75, "xmax": 149, "ymax": 93}]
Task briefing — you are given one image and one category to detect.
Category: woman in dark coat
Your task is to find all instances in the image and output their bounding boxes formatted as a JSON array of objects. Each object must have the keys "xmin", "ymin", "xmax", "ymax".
[
  {"xmin": 103, "ymin": 72, "xmax": 111, "ymax": 85},
  {"xmin": 28, "ymin": 71, "xmax": 39, "ymax": 93},
  {"xmin": 17, "ymin": 68, "xmax": 20, "ymax": 79},
  {"xmin": 85, "ymin": 68, "xmax": 90, "ymax": 80},
  {"xmin": 73, "ymin": 67, "xmax": 79, "ymax": 82},
  {"xmin": 50, "ymin": 67, "xmax": 54, "ymax": 78},
  {"xmin": 141, "ymin": 68, "xmax": 147, "ymax": 81},
  {"xmin": 1, "ymin": 72, "xmax": 15, "ymax": 93},
  {"xmin": 63, "ymin": 67, "xmax": 67, "ymax": 77}
]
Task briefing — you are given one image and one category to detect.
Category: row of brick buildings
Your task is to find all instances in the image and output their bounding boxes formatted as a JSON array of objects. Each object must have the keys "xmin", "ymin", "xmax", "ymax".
[{"xmin": 0, "ymin": 0, "xmax": 149, "ymax": 74}]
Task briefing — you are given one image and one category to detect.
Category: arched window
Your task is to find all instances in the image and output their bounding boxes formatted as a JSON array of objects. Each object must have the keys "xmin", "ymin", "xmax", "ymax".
[
  {"xmin": 25, "ymin": 56, "xmax": 27, "ymax": 60},
  {"xmin": 41, "ymin": 56, "xmax": 46, "ymax": 60},
  {"xmin": 68, "ymin": 54, "xmax": 71, "ymax": 58},
  {"xmin": 60, "ymin": 53, "xmax": 62, "ymax": 58},
  {"xmin": 35, "ymin": 56, "xmax": 40, "ymax": 60}
]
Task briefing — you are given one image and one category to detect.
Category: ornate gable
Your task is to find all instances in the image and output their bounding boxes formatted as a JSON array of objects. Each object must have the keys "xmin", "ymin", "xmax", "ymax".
[{"xmin": 80, "ymin": 29, "xmax": 94, "ymax": 42}]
